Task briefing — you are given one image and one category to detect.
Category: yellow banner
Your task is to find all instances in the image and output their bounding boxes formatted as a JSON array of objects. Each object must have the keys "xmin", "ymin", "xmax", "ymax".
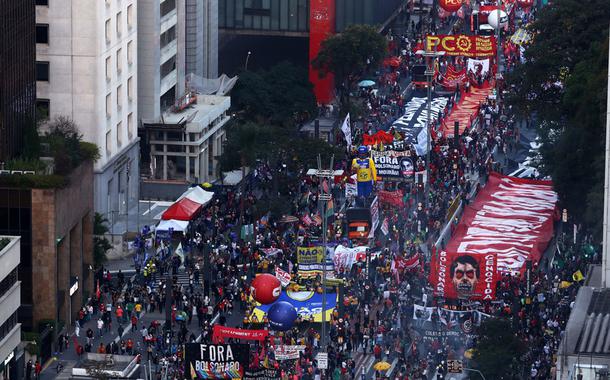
[{"xmin": 297, "ymin": 246, "xmax": 324, "ymax": 264}]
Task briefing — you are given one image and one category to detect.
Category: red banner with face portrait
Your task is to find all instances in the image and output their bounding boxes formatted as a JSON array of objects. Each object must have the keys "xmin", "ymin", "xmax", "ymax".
[
  {"xmin": 430, "ymin": 250, "xmax": 499, "ymax": 300},
  {"xmin": 425, "ymin": 35, "xmax": 497, "ymax": 57}
]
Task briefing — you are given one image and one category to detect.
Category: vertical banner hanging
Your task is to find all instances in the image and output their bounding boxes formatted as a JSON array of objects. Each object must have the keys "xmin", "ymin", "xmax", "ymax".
[{"xmin": 309, "ymin": 0, "xmax": 336, "ymax": 104}]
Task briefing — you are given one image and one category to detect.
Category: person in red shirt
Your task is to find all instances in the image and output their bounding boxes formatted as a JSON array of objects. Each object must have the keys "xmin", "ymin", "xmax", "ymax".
[{"xmin": 34, "ymin": 361, "xmax": 41, "ymax": 379}]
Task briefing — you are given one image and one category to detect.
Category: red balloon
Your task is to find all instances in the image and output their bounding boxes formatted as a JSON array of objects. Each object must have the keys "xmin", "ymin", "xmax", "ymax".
[
  {"xmin": 517, "ymin": 0, "xmax": 533, "ymax": 8},
  {"xmin": 439, "ymin": 0, "xmax": 462, "ymax": 13},
  {"xmin": 250, "ymin": 274, "xmax": 281, "ymax": 305}
]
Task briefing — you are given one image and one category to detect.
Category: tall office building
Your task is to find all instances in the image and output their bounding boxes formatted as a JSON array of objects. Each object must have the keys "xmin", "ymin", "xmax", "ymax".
[
  {"xmin": 185, "ymin": 0, "xmax": 218, "ymax": 79},
  {"xmin": 0, "ymin": 0, "xmax": 36, "ymax": 161},
  {"xmin": 35, "ymin": 0, "xmax": 139, "ymax": 218},
  {"xmin": 137, "ymin": 0, "xmax": 185, "ymax": 122}
]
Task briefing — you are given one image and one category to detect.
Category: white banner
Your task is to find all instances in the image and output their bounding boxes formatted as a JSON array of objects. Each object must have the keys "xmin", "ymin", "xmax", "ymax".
[
  {"xmin": 341, "ymin": 113, "xmax": 352, "ymax": 148},
  {"xmin": 275, "ymin": 267, "xmax": 291, "ymax": 287},
  {"xmin": 275, "ymin": 345, "xmax": 306, "ymax": 360}
]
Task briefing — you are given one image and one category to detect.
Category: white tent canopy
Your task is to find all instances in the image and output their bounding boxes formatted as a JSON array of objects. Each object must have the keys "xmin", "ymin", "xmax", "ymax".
[
  {"xmin": 178, "ymin": 186, "xmax": 214, "ymax": 206},
  {"xmin": 156, "ymin": 219, "xmax": 189, "ymax": 233}
]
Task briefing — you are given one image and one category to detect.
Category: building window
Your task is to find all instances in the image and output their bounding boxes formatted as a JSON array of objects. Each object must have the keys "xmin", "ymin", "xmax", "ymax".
[
  {"xmin": 160, "ymin": 56, "xmax": 176, "ymax": 78},
  {"xmin": 127, "ymin": 77, "xmax": 134, "ymax": 101},
  {"xmin": 160, "ymin": 0, "xmax": 176, "ymax": 18},
  {"xmin": 160, "ymin": 25, "xmax": 176, "ymax": 48},
  {"xmin": 127, "ymin": 5, "xmax": 134, "ymax": 29},
  {"xmin": 117, "ymin": 121, "xmax": 123, "ymax": 147},
  {"xmin": 116, "ymin": 12, "xmax": 122, "ymax": 37},
  {"xmin": 117, "ymin": 85, "xmax": 123, "ymax": 110},
  {"xmin": 36, "ymin": 99, "xmax": 50, "ymax": 120},
  {"xmin": 36, "ymin": 24, "xmax": 49, "ymax": 44},
  {"xmin": 35, "ymin": 0, "xmax": 49, "ymax": 5},
  {"xmin": 106, "ymin": 131, "xmax": 112, "ymax": 155},
  {"xmin": 116, "ymin": 48, "xmax": 122, "ymax": 74},
  {"xmin": 127, "ymin": 41, "xmax": 133, "ymax": 65},
  {"xmin": 105, "ymin": 19, "xmax": 111, "ymax": 42},
  {"xmin": 0, "ymin": 269, "xmax": 18, "ymax": 301},
  {"xmin": 0, "ymin": 312, "xmax": 18, "ymax": 343},
  {"xmin": 106, "ymin": 93, "xmax": 112, "ymax": 118},
  {"xmin": 128, "ymin": 113, "xmax": 134, "ymax": 139},
  {"xmin": 105, "ymin": 56, "xmax": 111, "ymax": 81},
  {"xmin": 36, "ymin": 61, "xmax": 50, "ymax": 81}
]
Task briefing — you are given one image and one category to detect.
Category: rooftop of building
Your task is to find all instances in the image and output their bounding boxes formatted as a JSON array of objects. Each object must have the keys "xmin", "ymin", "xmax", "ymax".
[{"xmin": 160, "ymin": 94, "xmax": 231, "ymax": 130}]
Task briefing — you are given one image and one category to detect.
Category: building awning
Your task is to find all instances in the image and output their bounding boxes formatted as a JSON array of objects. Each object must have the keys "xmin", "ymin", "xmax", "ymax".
[
  {"xmin": 179, "ymin": 186, "xmax": 214, "ymax": 206},
  {"xmin": 156, "ymin": 219, "xmax": 190, "ymax": 232},
  {"xmin": 161, "ymin": 197, "xmax": 202, "ymax": 221}
]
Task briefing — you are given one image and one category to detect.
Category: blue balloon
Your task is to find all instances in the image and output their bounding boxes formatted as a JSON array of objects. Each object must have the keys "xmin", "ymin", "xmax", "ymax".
[{"xmin": 267, "ymin": 301, "xmax": 297, "ymax": 331}]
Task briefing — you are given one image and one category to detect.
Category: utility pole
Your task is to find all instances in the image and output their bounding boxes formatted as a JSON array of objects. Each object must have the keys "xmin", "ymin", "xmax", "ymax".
[
  {"xmin": 306, "ymin": 157, "xmax": 343, "ymax": 352},
  {"xmin": 419, "ymin": 46, "xmax": 445, "ymax": 209}
]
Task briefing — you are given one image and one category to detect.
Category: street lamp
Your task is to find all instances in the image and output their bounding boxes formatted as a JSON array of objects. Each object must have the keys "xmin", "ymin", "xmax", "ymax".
[
  {"xmin": 244, "ymin": 51, "xmax": 252, "ymax": 71},
  {"xmin": 417, "ymin": 48, "xmax": 445, "ymax": 210},
  {"xmin": 306, "ymin": 157, "xmax": 343, "ymax": 353}
]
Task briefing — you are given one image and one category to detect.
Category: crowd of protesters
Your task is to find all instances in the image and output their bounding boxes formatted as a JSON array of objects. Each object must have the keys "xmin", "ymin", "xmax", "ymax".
[{"xmin": 40, "ymin": 3, "xmax": 595, "ymax": 380}]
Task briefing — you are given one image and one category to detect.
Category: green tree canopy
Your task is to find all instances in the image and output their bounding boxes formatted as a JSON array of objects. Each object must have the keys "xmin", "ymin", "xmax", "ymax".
[
  {"xmin": 506, "ymin": 0, "xmax": 609, "ymax": 237},
  {"xmin": 473, "ymin": 318, "xmax": 526, "ymax": 379},
  {"xmin": 231, "ymin": 61, "xmax": 317, "ymax": 127},
  {"xmin": 311, "ymin": 24, "xmax": 387, "ymax": 110}
]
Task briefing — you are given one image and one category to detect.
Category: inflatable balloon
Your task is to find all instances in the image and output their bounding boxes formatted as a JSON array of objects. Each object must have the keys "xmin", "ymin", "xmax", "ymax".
[
  {"xmin": 438, "ymin": 0, "xmax": 462, "ymax": 13},
  {"xmin": 267, "ymin": 301, "xmax": 298, "ymax": 331},
  {"xmin": 250, "ymin": 274, "xmax": 281, "ymax": 305},
  {"xmin": 487, "ymin": 9, "xmax": 508, "ymax": 30}
]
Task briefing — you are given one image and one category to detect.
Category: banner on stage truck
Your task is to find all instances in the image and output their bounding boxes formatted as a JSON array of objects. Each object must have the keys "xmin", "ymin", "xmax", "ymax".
[
  {"xmin": 425, "ymin": 34, "xmax": 497, "ymax": 58},
  {"xmin": 212, "ymin": 325, "xmax": 268, "ymax": 343},
  {"xmin": 371, "ymin": 150, "xmax": 415, "ymax": 182},
  {"xmin": 185, "ymin": 343, "xmax": 249, "ymax": 379},
  {"xmin": 297, "ymin": 246, "xmax": 324, "ymax": 264},
  {"xmin": 430, "ymin": 250, "xmax": 499, "ymax": 300},
  {"xmin": 244, "ymin": 369, "xmax": 281, "ymax": 379},
  {"xmin": 252, "ymin": 290, "xmax": 337, "ymax": 323}
]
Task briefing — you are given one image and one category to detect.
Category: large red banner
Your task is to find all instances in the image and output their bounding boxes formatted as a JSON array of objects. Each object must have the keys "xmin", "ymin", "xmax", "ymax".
[
  {"xmin": 425, "ymin": 35, "xmax": 497, "ymax": 57},
  {"xmin": 309, "ymin": 0, "xmax": 335, "ymax": 104},
  {"xmin": 431, "ymin": 250, "xmax": 499, "ymax": 300},
  {"xmin": 212, "ymin": 325, "xmax": 269, "ymax": 343},
  {"xmin": 430, "ymin": 173, "xmax": 557, "ymax": 300}
]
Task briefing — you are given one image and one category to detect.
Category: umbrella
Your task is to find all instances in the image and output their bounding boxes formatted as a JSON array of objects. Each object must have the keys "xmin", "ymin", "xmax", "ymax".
[
  {"xmin": 464, "ymin": 348, "xmax": 476, "ymax": 359},
  {"xmin": 373, "ymin": 361, "xmax": 391, "ymax": 371},
  {"xmin": 358, "ymin": 80, "xmax": 376, "ymax": 87},
  {"xmin": 279, "ymin": 215, "xmax": 299, "ymax": 224},
  {"xmin": 201, "ymin": 182, "xmax": 213, "ymax": 188}
]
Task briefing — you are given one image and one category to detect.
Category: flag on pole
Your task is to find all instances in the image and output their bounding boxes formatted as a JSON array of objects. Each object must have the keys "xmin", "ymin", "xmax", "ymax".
[
  {"xmin": 341, "ymin": 113, "xmax": 352, "ymax": 148},
  {"xmin": 325, "ymin": 198, "xmax": 334, "ymax": 219},
  {"xmin": 96, "ymin": 280, "xmax": 101, "ymax": 300}
]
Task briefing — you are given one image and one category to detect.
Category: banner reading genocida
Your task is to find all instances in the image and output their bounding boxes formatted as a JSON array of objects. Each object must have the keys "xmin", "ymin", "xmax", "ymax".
[{"xmin": 425, "ymin": 35, "xmax": 496, "ymax": 57}]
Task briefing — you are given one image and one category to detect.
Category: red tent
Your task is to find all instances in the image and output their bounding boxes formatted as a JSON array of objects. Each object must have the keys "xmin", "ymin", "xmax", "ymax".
[{"xmin": 162, "ymin": 197, "xmax": 202, "ymax": 221}]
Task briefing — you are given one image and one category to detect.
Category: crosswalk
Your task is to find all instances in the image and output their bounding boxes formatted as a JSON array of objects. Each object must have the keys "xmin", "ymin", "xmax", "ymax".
[{"xmin": 352, "ymin": 352, "xmax": 400, "ymax": 378}]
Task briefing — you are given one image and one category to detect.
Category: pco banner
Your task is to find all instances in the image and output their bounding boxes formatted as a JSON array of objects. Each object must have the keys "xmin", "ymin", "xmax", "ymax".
[
  {"xmin": 425, "ymin": 35, "xmax": 496, "ymax": 57},
  {"xmin": 185, "ymin": 343, "xmax": 249, "ymax": 379}
]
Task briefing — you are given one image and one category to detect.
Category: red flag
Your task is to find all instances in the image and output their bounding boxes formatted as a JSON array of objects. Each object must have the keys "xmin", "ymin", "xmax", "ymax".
[{"xmin": 96, "ymin": 280, "xmax": 101, "ymax": 300}]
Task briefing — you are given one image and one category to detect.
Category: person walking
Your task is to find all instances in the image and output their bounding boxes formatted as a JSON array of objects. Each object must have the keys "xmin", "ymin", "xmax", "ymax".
[
  {"xmin": 34, "ymin": 360, "xmax": 41, "ymax": 379},
  {"xmin": 97, "ymin": 318, "xmax": 104, "ymax": 337}
]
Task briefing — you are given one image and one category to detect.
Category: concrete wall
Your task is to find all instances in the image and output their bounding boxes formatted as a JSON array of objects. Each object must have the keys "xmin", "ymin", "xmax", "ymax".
[
  {"xmin": 185, "ymin": 0, "xmax": 204, "ymax": 77},
  {"xmin": 138, "ymin": 0, "xmax": 161, "ymax": 122},
  {"xmin": 204, "ymin": 0, "xmax": 219, "ymax": 78},
  {"xmin": 30, "ymin": 161, "xmax": 94, "ymax": 325}
]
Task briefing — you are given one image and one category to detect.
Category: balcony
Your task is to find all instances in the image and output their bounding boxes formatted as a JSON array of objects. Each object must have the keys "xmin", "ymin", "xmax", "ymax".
[
  {"xmin": 160, "ymin": 69, "xmax": 177, "ymax": 96},
  {"xmin": 0, "ymin": 237, "xmax": 19, "ymax": 281},
  {"xmin": 0, "ymin": 323, "xmax": 20, "ymax": 369},
  {"xmin": 160, "ymin": 39, "xmax": 177, "ymax": 65},
  {"xmin": 160, "ymin": 8, "xmax": 177, "ymax": 35}
]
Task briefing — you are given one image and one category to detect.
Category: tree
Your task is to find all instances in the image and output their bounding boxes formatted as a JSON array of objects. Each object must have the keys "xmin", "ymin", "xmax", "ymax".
[
  {"xmin": 473, "ymin": 318, "xmax": 526, "ymax": 379},
  {"xmin": 93, "ymin": 213, "xmax": 112, "ymax": 269},
  {"xmin": 232, "ymin": 61, "xmax": 317, "ymax": 127},
  {"xmin": 311, "ymin": 24, "xmax": 387, "ymax": 111},
  {"xmin": 505, "ymin": 0, "xmax": 609, "ymax": 237}
]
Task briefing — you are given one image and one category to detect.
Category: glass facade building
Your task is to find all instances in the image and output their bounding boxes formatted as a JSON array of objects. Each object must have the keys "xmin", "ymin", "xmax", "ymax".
[{"xmin": 0, "ymin": 0, "xmax": 36, "ymax": 161}]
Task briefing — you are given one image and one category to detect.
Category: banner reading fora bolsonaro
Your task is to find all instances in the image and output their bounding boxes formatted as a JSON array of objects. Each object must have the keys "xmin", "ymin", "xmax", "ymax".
[
  {"xmin": 185, "ymin": 343, "xmax": 249, "ymax": 379},
  {"xmin": 430, "ymin": 251, "xmax": 499, "ymax": 300},
  {"xmin": 425, "ymin": 34, "xmax": 496, "ymax": 57}
]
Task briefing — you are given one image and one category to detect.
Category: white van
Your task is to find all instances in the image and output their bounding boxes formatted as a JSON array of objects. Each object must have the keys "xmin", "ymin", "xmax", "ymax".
[{"xmin": 509, "ymin": 166, "xmax": 539, "ymax": 179}]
